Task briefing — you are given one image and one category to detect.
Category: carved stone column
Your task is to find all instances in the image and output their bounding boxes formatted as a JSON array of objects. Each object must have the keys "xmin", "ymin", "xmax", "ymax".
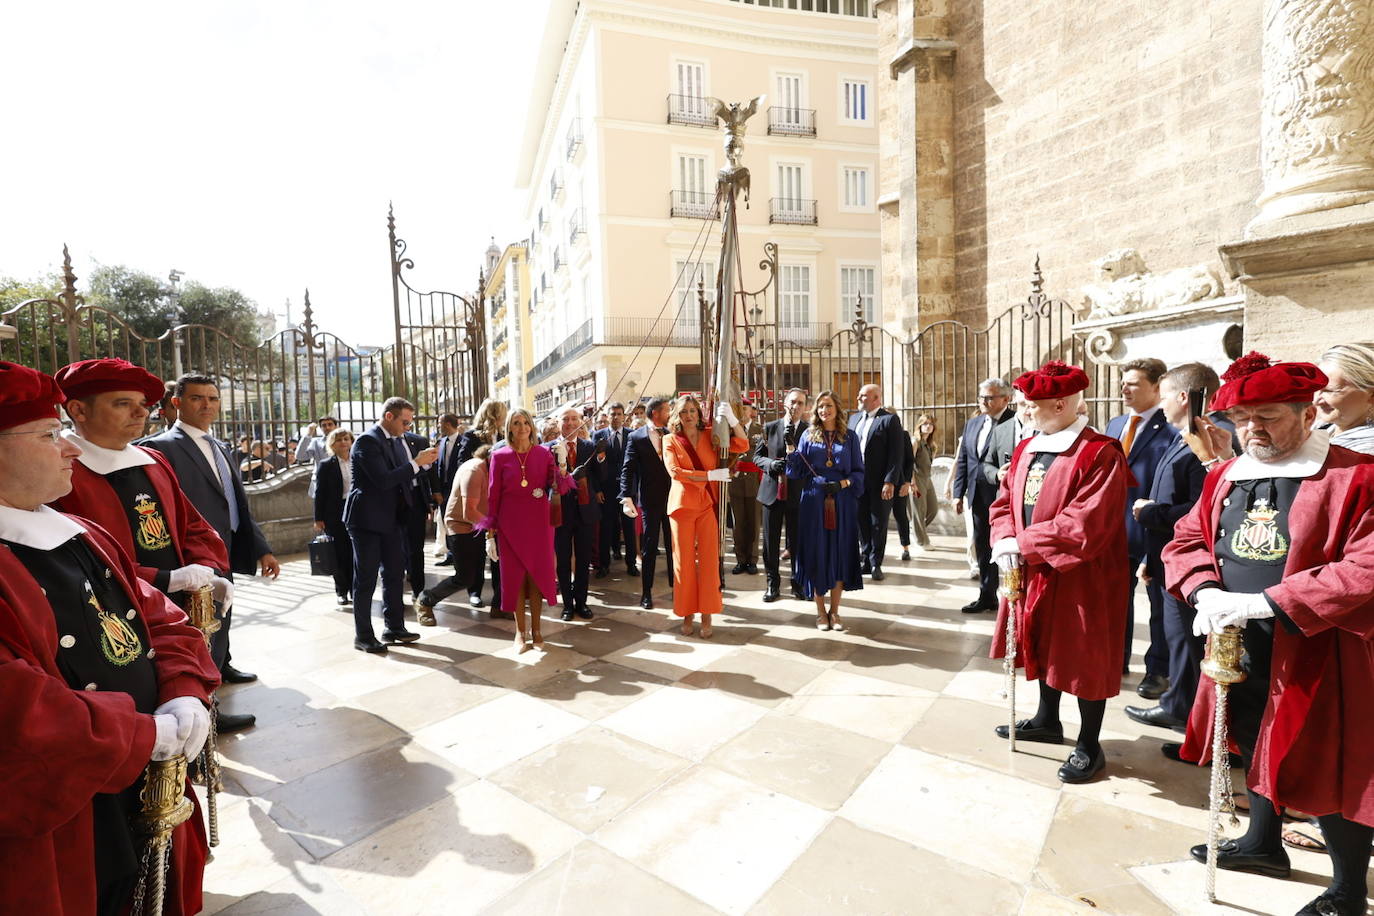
[{"xmin": 1253, "ymin": 0, "xmax": 1374, "ymax": 227}]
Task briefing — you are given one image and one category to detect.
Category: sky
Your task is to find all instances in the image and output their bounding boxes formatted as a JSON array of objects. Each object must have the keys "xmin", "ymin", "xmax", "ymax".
[{"xmin": 1, "ymin": 0, "xmax": 552, "ymax": 346}]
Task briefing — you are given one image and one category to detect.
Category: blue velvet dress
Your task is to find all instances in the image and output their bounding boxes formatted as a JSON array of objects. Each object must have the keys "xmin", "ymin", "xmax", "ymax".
[{"xmin": 786, "ymin": 430, "xmax": 865, "ymax": 597}]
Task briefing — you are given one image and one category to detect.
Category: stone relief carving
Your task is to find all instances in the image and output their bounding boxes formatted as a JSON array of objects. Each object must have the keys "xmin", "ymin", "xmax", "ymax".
[
  {"xmin": 1078, "ymin": 249, "xmax": 1226, "ymax": 319},
  {"xmin": 1258, "ymin": 0, "xmax": 1374, "ymax": 220}
]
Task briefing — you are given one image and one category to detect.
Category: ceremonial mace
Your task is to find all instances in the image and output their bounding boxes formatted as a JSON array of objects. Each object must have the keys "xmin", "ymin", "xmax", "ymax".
[
  {"xmin": 1200, "ymin": 624, "xmax": 1246, "ymax": 904},
  {"xmin": 184, "ymin": 585, "xmax": 222, "ymax": 847},
  {"xmin": 998, "ymin": 562, "xmax": 1023, "ymax": 754},
  {"xmin": 131, "ymin": 754, "xmax": 194, "ymax": 916}
]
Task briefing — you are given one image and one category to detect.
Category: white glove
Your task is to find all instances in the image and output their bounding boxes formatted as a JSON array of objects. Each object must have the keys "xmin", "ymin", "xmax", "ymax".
[
  {"xmin": 486, "ymin": 537, "xmax": 499, "ymax": 562},
  {"xmin": 717, "ymin": 401, "xmax": 739, "ymax": 429},
  {"xmin": 707, "ymin": 468, "xmax": 731, "ymax": 483},
  {"xmin": 621, "ymin": 497, "xmax": 638, "ymax": 518},
  {"xmin": 151, "ymin": 714, "xmax": 182, "ymax": 761},
  {"xmin": 990, "ymin": 536, "xmax": 1022, "ymax": 571},
  {"xmin": 168, "ymin": 563, "xmax": 215, "ymax": 592},
  {"xmin": 552, "ymin": 439, "xmax": 568, "ymax": 465},
  {"xmin": 154, "ymin": 696, "xmax": 211, "ymax": 761},
  {"xmin": 1192, "ymin": 588, "xmax": 1274, "ymax": 636},
  {"xmin": 211, "ymin": 576, "xmax": 234, "ymax": 615}
]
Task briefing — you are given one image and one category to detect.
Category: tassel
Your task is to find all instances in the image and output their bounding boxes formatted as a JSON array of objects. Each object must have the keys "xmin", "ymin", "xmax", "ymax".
[{"xmin": 823, "ymin": 494, "xmax": 837, "ymax": 530}]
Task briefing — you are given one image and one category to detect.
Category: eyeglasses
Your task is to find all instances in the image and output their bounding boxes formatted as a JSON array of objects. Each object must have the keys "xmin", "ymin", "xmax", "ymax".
[
  {"xmin": 978, "ymin": 394, "xmax": 1006, "ymax": 402},
  {"xmin": 0, "ymin": 427, "xmax": 64, "ymax": 444}
]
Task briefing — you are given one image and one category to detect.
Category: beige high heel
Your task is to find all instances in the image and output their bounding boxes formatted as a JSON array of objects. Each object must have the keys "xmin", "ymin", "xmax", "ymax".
[
  {"xmin": 700, "ymin": 614, "xmax": 713, "ymax": 639},
  {"xmin": 680, "ymin": 614, "xmax": 695, "ymax": 637}
]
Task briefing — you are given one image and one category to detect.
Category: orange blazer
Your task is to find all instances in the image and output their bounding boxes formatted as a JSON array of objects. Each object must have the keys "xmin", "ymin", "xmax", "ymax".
[{"xmin": 664, "ymin": 426, "xmax": 748, "ymax": 517}]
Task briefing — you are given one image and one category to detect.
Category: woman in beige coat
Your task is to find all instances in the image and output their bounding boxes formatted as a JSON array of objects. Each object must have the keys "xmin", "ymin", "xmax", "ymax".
[{"xmin": 415, "ymin": 445, "xmax": 492, "ymax": 627}]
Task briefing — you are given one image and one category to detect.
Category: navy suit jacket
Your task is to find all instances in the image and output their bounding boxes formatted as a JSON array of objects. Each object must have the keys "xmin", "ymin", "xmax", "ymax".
[
  {"xmin": 847, "ymin": 408, "xmax": 904, "ymax": 497},
  {"xmin": 313, "ymin": 455, "xmax": 349, "ymax": 530},
  {"xmin": 557, "ymin": 437, "xmax": 603, "ymax": 526},
  {"xmin": 1105, "ymin": 408, "xmax": 1179, "ymax": 559},
  {"xmin": 431, "ymin": 433, "xmax": 462, "ymax": 506},
  {"xmin": 593, "ymin": 427, "xmax": 630, "ymax": 499},
  {"xmin": 343, "ymin": 425, "xmax": 421, "ymax": 534},
  {"xmin": 402, "ymin": 431, "xmax": 434, "ymax": 509},
  {"xmin": 951, "ymin": 407, "xmax": 1015, "ymax": 506},
  {"xmin": 1136, "ymin": 435, "xmax": 1205, "ymax": 577},
  {"xmin": 756, "ymin": 418, "xmax": 804, "ymax": 507},
  {"xmin": 619, "ymin": 428, "xmax": 670, "ymax": 511},
  {"xmin": 142, "ymin": 425, "xmax": 271, "ymax": 576}
]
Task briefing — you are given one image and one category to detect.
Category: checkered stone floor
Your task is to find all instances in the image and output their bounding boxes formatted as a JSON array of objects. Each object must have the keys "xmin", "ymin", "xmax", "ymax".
[{"xmin": 203, "ymin": 536, "xmax": 1358, "ymax": 915}]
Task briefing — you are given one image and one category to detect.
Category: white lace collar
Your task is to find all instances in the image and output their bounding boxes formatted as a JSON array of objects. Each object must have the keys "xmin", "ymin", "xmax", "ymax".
[
  {"xmin": 1027, "ymin": 417, "xmax": 1089, "ymax": 455},
  {"xmin": 65, "ymin": 430, "xmax": 155, "ymax": 475},
  {"xmin": 0, "ymin": 504, "xmax": 86, "ymax": 550},
  {"xmin": 1225, "ymin": 431, "xmax": 1330, "ymax": 481}
]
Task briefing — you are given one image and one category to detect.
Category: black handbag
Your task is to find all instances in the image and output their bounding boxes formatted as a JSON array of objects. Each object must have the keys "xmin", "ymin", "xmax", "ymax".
[{"xmin": 309, "ymin": 533, "xmax": 337, "ymax": 576}]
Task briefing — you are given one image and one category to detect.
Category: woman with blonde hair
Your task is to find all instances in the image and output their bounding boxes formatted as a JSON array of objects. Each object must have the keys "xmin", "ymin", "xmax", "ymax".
[
  {"xmin": 459, "ymin": 398, "xmax": 509, "ymax": 463},
  {"xmin": 481, "ymin": 408, "xmax": 574, "ymax": 650},
  {"xmin": 787, "ymin": 390, "xmax": 864, "ymax": 630},
  {"xmin": 662, "ymin": 395, "xmax": 749, "ymax": 637},
  {"xmin": 909, "ymin": 414, "xmax": 939, "ymax": 550},
  {"xmin": 1315, "ymin": 342, "xmax": 1374, "ymax": 455}
]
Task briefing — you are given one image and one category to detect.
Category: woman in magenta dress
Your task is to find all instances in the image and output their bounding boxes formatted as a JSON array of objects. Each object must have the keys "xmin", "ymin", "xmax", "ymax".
[{"xmin": 482, "ymin": 408, "xmax": 575, "ymax": 651}]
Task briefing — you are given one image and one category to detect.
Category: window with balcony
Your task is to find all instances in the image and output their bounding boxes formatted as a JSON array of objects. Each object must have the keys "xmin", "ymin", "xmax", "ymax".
[
  {"xmin": 671, "ymin": 154, "xmax": 717, "ymax": 218},
  {"xmin": 779, "ymin": 265, "xmax": 812, "ymax": 329},
  {"xmin": 673, "ymin": 259, "xmax": 717, "ymax": 339},
  {"xmin": 842, "ymin": 80, "xmax": 870, "ymax": 123},
  {"xmin": 550, "ymin": 170, "xmax": 564, "ymax": 201},
  {"xmin": 568, "ymin": 209, "xmax": 585, "ymax": 244},
  {"xmin": 842, "ymin": 166, "xmax": 871, "ymax": 209},
  {"xmin": 668, "ymin": 60, "xmax": 713, "ymax": 128},
  {"xmin": 840, "ymin": 265, "xmax": 877, "ymax": 323},
  {"xmin": 566, "ymin": 118, "xmax": 583, "ymax": 160},
  {"xmin": 771, "ymin": 164, "xmax": 817, "ymax": 225}
]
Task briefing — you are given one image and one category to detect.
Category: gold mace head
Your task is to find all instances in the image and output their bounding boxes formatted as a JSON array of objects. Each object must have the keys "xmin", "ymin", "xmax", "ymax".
[
  {"xmin": 998, "ymin": 565, "xmax": 1023, "ymax": 603},
  {"xmin": 1201, "ymin": 625, "xmax": 1247, "ymax": 686},
  {"xmin": 132, "ymin": 755, "xmax": 195, "ymax": 837},
  {"xmin": 184, "ymin": 584, "xmax": 220, "ymax": 648}
]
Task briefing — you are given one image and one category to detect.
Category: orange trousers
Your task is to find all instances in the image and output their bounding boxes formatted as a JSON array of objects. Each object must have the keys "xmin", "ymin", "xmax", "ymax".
[{"xmin": 669, "ymin": 506, "xmax": 722, "ymax": 617}]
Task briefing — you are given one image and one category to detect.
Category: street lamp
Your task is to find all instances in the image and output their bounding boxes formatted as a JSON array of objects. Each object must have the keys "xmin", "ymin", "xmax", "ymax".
[{"xmin": 166, "ymin": 269, "xmax": 185, "ymax": 378}]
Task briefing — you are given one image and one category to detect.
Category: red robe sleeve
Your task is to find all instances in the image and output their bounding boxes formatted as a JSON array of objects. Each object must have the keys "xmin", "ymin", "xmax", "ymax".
[{"xmin": 1015, "ymin": 443, "xmax": 1129, "ymax": 572}]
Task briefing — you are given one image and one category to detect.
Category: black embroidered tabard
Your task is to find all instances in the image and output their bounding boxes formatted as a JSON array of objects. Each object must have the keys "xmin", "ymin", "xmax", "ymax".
[
  {"xmin": 1022, "ymin": 452, "xmax": 1060, "ymax": 527},
  {"xmin": 1214, "ymin": 477, "xmax": 1298, "ymax": 594},
  {"xmin": 6, "ymin": 534, "xmax": 160, "ymax": 915},
  {"xmin": 105, "ymin": 465, "xmax": 180, "ymax": 576}
]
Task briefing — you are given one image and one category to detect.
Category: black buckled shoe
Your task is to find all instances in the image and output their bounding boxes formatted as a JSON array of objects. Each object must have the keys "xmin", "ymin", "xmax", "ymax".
[
  {"xmin": 576, "ymin": 605, "xmax": 594, "ymax": 620},
  {"xmin": 1057, "ymin": 747, "xmax": 1106, "ymax": 783},
  {"xmin": 994, "ymin": 719, "xmax": 1065, "ymax": 744},
  {"xmin": 1188, "ymin": 840, "xmax": 1291, "ymax": 878},
  {"xmin": 1295, "ymin": 891, "xmax": 1367, "ymax": 916},
  {"xmin": 1124, "ymin": 705, "xmax": 1186, "ymax": 730}
]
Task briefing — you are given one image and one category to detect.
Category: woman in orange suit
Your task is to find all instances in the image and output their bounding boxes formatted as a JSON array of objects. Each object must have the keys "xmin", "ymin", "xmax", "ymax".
[{"xmin": 663, "ymin": 394, "xmax": 750, "ymax": 638}]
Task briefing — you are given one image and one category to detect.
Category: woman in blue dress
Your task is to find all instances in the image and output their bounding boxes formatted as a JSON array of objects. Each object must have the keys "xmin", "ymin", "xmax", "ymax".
[{"xmin": 786, "ymin": 390, "xmax": 864, "ymax": 631}]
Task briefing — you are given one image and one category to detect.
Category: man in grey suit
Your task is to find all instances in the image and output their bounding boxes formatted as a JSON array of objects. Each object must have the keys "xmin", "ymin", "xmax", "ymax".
[
  {"xmin": 143, "ymin": 373, "xmax": 280, "ymax": 732},
  {"xmin": 951, "ymin": 377, "xmax": 1017, "ymax": 613}
]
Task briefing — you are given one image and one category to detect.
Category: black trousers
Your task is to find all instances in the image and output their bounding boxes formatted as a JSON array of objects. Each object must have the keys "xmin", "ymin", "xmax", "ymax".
[
  {"xmin": 1126, "ymin": 561, "xmax": 1169, "ymax": 675},
  {"xmin": 327, "ymin": 524, "xmax": 354, "ymax": 601},
  {"xmin": 856, "ymin": 489, "xmax": 893, "ymax": 571},
  {"xmin": 1158, "ymin": 591, "xmax": 1205, "ymax": 721},
  {"xmin": 556, "ymin": 516, "xmax": 595, "ymax": 611},
  {"xmin": 403, "ymin": 501, "xmax": 429, "ymax": 598},
  {"xmin": 970, "ymin": 498, "xmax": 998, "ymax": 604},
  {"xmin": 1228, "ymin": 616, "xmax": 1275, "ymax": 767},
  {"xmin": 599, "ymin": 501, "xmax": 637, "ymax": 569},
  {"xmin": 892, "ymin": 491, "xmax": 911, "ymax": 547},
  {"xmin": 762, "ymin": 497, "xmax": 800, "ymax": 592},
  {"xmin": 350, "ymin": 525, "xmax": 408, "ymax": 639},
  {"xmin": 419, "ymin": 530, "xmax": 485, "ymax": 607},
  {"xmin": 638, "ymin": 502, "xmax": 673, "ymax": 593}
]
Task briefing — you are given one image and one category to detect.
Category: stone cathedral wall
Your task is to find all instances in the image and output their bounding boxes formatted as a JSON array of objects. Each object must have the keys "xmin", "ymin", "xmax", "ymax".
[{"xmin": 949, "ymin": 0, "xmax": 1264, "ymax": 325}]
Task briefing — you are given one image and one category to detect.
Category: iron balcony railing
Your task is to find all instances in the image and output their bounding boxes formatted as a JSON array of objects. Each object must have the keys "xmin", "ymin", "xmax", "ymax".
[
  {"xmin": 601, "ymin": 316, "xmax": 706, "ymax": 348},
  {"xmin": 494, "ymin": 363, "xmax": 510, "ymax": 382},
  {"xmin": 492, "ymin": 327, "xmax": 508, "ymax": 350},
  {"xmin": 754, "ymin": 322, "xmax": 834, "ymax": 346},
  {"xmin": 566, "ymin": 119, "xmax": 583, "ymax": 160},
  {"xmin": 527, "ymin": 319, "xmax": 594, "ymax": 385},
  {"xmin": 669, "ymin": 190, "xmax": 720, "ymax": 220},
  {"xmin": 553, "ymin": 247, "xmax": 565, "ymax": 272},
  {"xmin": 767, "ymin": 106, "xmax": 817, "ymax": 137},
  {"xmin": 666, "ymin": 94, "xmax": 716, "ymax": 128},
  {"xmin": 568, "ymin": 209, "xmax": 585, "ymax": 244},
  {"xmin": 550, "ymin": 173, "xmax": 564, "ymax": 201},
  {"xmin": 769, "ymin": 198, "xmax": 818, "ymax": 225}
]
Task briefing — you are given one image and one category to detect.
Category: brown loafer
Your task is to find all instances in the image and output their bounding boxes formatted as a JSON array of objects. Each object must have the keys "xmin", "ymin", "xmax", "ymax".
[{"xmin": 416, "ymin": 603, "xmax": 437, "ymax": 627}]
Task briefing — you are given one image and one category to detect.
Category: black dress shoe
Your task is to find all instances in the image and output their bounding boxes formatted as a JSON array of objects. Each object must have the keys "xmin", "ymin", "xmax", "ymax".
[
  {"xmin": 381, "ymin": 629, "xmax": 421, "ymax": 643},
  {"xmin": 994, "ymin": 719, "xmax": 1065, "ymax": 744},
  {"xmin": 354, "ymin": 636, "xmax": 388, "ymax": 654},
  {"xmin": 961, "ymin": 599, "xmax": 997, "ymax": 614},
  {"xmin": 860, "ymin": 562, "xmax": 873, "ymax": 575},
  {"xmin": 871, "ymin": 568, "xmax": 885, "ymax": 581},
  {"xmin": 762, "ymin": 589, "xmax": 779, "ymax": 603},
  {"xmin": 221, "ymin": 665, "xmax": 258, "ymax": 684},
  {"xmin": 576, "ymin": 606, "xmax": 593, "ymax": 620},
  {"xmin": 1125, "ymin": 705, "xmax": 1186, "ymax": 730},
  {"xmin": 1296, "ymin": 891, "xmax": 1367, "ymax": 916},
  {"xmin": 1161, "ymin": 742, "xmax": 1243, "ymax": 767},
  {"xmin": 790, "ymin": 586, "xmax": 807, "ymax": 601},
  {"xmin": 746, "ymin": 563, "xmax": 758, "ymax": 574},
  {"xmin": 639, "ymin": 595, "xmax": 654, "ymax": 610},
  {"xmin": 1188, "ymin": 840, "xmax": 1290, "ymax": 878},
  {"xmin": 560, "ymin": 608, "xmax": 575, "ymax": 621},
  {"xmin": 626, "ymin": 564, "xmax": 639, "ymax": 576},
  {"xmin": 1058, "ymin": 746, "xmax": 1106, "ymax": 783},
  {"xmin": 594, "ymin": 567, "xmax": 609, "ymax": 580},
  {"xmin": 217, "ymin": 711, "xmax": 257, "ymax": 732},
  {"xmin": 731, "ymin": 563, "xmax": 747, "ymax": 575},
  {"xmin": 1136, "ymin": 673, "xmax": 1170, "ymax": 699},
  {"xmin": 437, "ymin": 557, "xmax": 454, "ymax": 566},
  {"xmin": 489, "ymin": 608, "xmax": 515, "ymax": 620}
]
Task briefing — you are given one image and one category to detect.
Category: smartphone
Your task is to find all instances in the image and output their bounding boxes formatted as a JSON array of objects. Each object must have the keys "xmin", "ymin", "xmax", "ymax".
[{"xmin": 1188, "ymin": 388, "xmax": 1207, "ymax": 428}]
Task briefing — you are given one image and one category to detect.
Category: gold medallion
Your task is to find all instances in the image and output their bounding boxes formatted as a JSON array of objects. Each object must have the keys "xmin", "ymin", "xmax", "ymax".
[
  {"xmin": 826, "ymin": 460, "xmax": 834, "ymax": 467},
  {"xmin": 520, "ymin": 478, "xmax": 528, "ymax": 488},
  {"xmin": 1231, "ymin": 498, "xmax": 1288, "ymax": 562},
  {"xmin": 91, "ymin": 593, "xmax": 143, "ymax": 666},
  {"xmin": 1023, "ymin": 464, "xmax": 1046, "ymax": 506},
  {"xmin": 133, "ymin": 493, "xmax": 172, "ymax": 553}
]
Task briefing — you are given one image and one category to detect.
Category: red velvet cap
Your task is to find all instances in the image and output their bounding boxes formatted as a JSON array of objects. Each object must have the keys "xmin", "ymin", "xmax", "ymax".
[
  {"xmin": 0, "ymin": 362, "xmax": 66, "ymax": 431},
  {"xmin": 1209, "ymin": 352, "xmax": 1326, "ymax": 412},
  {"xmin": 54, "ymin": 358, "xmax": 165, "ymax": 406},
  {"xmin": 1013, "ymin": 361, "xmax": 1090, "ymax": 400}
]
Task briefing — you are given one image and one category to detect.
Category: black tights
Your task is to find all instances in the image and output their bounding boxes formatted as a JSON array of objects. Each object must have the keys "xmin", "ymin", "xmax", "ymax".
[
  {"xmin": 1029, "ymin": 684, "xmax": 1106, "ymax": 757},
  {"xmin": 1318, "ymin": 813, "xmax": 1373, "ymax": 902}
]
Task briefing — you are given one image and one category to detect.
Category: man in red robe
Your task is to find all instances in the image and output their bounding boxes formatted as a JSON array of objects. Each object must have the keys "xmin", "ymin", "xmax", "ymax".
[
  {"xmin": 988, "ymin": 361, "xmax": 1131, "ymax": 783},
  {"xmin": 0, "ymin": 361, "xmax": 220, "ymax": 915},
  {"xmin": 50, "ymin": 358, "xmax": 230, "ymax": 593},
  {"xmin": 1164, "ymin": 353, "xmax": 1374, "ymax": 916}
]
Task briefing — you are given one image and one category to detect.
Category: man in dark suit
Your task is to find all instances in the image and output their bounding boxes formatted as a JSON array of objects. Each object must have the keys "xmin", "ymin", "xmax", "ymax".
[
  {"xmin": 1123, "ymin": 363, "xmax": 1234, "ymax": 731},
  {"xmin": 593, "ymin": 401, "xmax": 637, "ymax": 577},
  {"xmin": 848, "ymin": 384, "xmax": 904, "ymax": 580},
  {"xmin": 620, "ymin": 397, "xmax": 674, "ymax": 609},
  {"xmin": 757, "ymin": 388, "xmax": 807, "ymax": 601},
  {"xmin": 951, "ymin": 378, "xmax": 1016, "ymax": 612},
  {"xmin": 343, "ymin": 396, "xmax": 439, "ymax": 653},
  {"xmin": 401, "ymin": 426, "xmax": 434, "ymax": 600},
  {"xmin": 1105, "ymin": 357, "xmax": 1179, "ymax": 695},
  {"xmin": 143, "ymin": 373, "xmax": 281, "ymax": 731},
  {"xmin": 430, "ymin": 413, "xmax": 462, "ymax": 567},
  {"xmin": 553, "ymin": 405, "xmax": 603, "ymax": 621}
]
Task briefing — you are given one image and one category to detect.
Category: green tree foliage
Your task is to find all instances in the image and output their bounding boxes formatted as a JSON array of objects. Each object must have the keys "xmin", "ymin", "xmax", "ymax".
[{"xmin": 175, "ymin": 281, "xmax": 263, "ymax": 344}]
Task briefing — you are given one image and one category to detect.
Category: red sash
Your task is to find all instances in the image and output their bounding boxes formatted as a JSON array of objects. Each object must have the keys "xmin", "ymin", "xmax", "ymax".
[{"xmin": 675, "ymin": 432, "xmax": 718, "ymax": 509}]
